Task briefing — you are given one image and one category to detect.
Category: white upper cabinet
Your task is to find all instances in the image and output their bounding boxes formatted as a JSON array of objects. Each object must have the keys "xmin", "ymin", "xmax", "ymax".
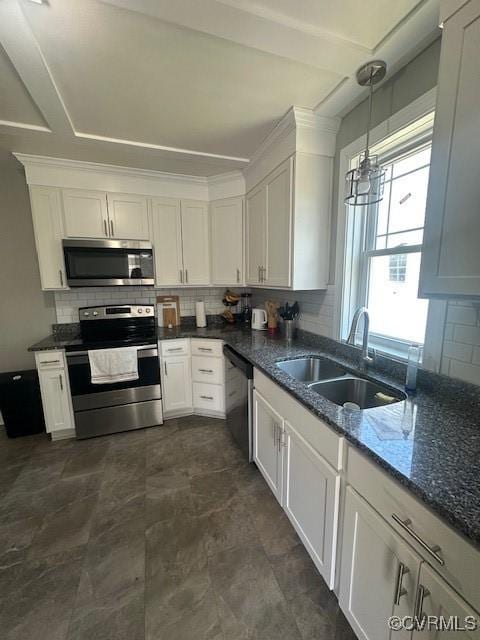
[
  {"xmin": 106, "ymin": 193, "xmax": 149, "ymax": 240},
  {"xmin": 246, "ymin": 154, "xmax": 331, "ymax": 290},
  {"xmin": 419, "ymin": 1, "xmax": 480, "ymax": 297},
  {"xmin": 210, "ymin": 197, "xmax": 243, "ymax": 285},
  {"xmin": 150, "ymin": 197, "xmax": 184, "ymax": 287},
  {"xmin": 181, "ymin": 200, "xmax": 210, "ymax": 286},
  {"xmin": 264, "ymin": 159, "xmax": 292, "ymax": 287},
  {"xmin": 63, "ymin": 189, "xmax": 149, "ymax": 240},
  {"xmin": 29, "ymin": 186, "xmax": 68, "ymax": 290},
  {"xmin": 62, "ymin": 189, "xmax": 108, "ymax": 239},
  {"xmin": 246, "ymin": 185, "xmax": 267, "ymax": 285},
  {"xmin": 150, "ymin": 198, "xmax": 210, "ymax": 286}
]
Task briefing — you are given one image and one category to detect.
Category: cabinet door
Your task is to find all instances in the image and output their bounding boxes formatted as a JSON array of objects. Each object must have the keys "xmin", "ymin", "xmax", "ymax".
[
  {"xmin": 412, "ymin": 564, "xmax": 480, "ymax": 639},
  {"xmin": 161, "ymin": 356, "xmax": 193, "ymax": 415},
  {"xmin": 339, "ymin": 487, "xmax": 421, "ymax": 640},
  {"xmin": 419, "ymin": 3, "xmax": 480, "ymax": 297},
  {"xmin": 106, "ymin": 193, "xmax": 149, "ymax": 240},
  {"xmin": 181, "ymin": 200, "xmax": 210, "ymax": 285},
  {"xmin": 264, "ymin": 158, "xmax": 292, "ymax": 287},
  {"xmin": 246, "ymin": 185, "xmax": 266, "ymax": 285},
  {"xmin": 282, "ymin": 421, "xmax": 340, "ymax": 587},
  {"xmin": 38, "ymin": 368, "xmax": 74, "ymax": 433},
  {"xmin": 252, "ymin": 390, "xmax": 283, "ymax": 503},
  {"xmin": 29, "ymin": 186, "xmax": 68, "ymax": 290},
  {"xmin": 150, "ymin": 197, "xmax": 184, "ymax": 286},
  {"xmin": 62, "ymin": 189, "xmax": 108, "ymax": 239},
  {"xmin": 210, "ymin": 198, "xmax": 243, "ymax": 285}
]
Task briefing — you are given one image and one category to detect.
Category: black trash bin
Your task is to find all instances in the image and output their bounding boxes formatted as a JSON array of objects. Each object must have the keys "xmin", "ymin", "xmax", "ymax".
[{"xmin": 0, "ymin": 370, "xmax": 46, "ymax": 438}]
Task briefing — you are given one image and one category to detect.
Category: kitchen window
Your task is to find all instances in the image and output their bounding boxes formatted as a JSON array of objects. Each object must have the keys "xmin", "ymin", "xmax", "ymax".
[{"xmin": 342, "ymin": 136, "xmax": 432, "ymax": 359}]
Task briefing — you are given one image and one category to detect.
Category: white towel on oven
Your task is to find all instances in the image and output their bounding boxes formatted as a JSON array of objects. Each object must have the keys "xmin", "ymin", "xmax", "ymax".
[{"xmin": 88, "ymin": 347, "xmax": 139, "ymax": 384}]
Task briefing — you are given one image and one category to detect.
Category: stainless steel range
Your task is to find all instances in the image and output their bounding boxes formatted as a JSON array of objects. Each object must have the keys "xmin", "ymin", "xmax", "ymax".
[{"xmin": 66, "ymin": 304, "xmax": 162, "ymax": 439}]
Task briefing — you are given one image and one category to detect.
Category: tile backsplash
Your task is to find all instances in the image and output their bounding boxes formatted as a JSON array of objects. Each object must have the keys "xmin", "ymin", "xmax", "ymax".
[
  {"xmin": 251, "ymin": 285, "xmax": 336, "ymax": 337},
  {"xmin": 441, "ymin": 300, "xmax": 480, "ymax": 386},
  {"xmin": 54, "ymin": 287, "xmax": 233, "ymax": 324}
]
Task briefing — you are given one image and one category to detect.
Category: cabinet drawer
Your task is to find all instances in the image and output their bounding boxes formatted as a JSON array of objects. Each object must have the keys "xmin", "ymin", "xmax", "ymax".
[
  {"xmin": 193, "ymin": 382, "xmax": 225, "ymax": 413},
  {"xmin": 192, "ymin": 356, "xmax": 224, "ymax": 385},
  {"xmin": 36, "ymin": 350, "xmax": 66, "ymax": 370},
  {"xmin": 191, "ymin": 339, "xmax": 223, "ymax": 358},
  {"xmin": 347, "ymin": 446, "xmax": 480, "ymax": 612},
  {"xmin": 160, "ymin": 339, "xmax": 190, "ymax": 357}
]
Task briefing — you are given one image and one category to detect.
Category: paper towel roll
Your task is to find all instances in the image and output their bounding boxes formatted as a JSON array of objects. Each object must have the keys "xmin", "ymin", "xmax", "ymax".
[{"xmin": 195, "ymin": 301, "xmax": 207, "ymax": 328}]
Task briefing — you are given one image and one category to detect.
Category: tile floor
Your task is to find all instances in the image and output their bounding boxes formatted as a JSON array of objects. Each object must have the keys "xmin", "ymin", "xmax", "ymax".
[{"xmin": 0, "ymin": 416, "xmax": 356, "ymax": 640}]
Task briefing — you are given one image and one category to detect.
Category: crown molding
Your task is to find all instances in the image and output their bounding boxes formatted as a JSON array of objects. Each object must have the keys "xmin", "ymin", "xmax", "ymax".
[
  {"xmin": 13, "ymin": 153, "xmax": 246, "ymax": 201},
  {"xmin": 248, "ymin": 106, "xmax": 340, "ymax": 167}
]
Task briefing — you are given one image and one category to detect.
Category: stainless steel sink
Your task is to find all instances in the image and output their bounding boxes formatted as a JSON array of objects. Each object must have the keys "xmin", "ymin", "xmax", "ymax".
[
  {"xmin": 276, "ymin": 357, "xmax": 349, "ymax": 383},
  {"xmin": 308, "ymin": 377, "xmax": 406, "ymax": 409}
]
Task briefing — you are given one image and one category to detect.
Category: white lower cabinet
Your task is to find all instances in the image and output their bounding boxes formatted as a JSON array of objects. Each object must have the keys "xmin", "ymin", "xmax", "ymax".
[
  {"xmin": 339, "ymin": 487, "xmax": 422, "ymax": 640},
  {"xmin": 412, "ymin": 564, "xmax": 480, "ymax": 639},
  {"xmin": 282, "ymin": 420, "xmax": 340, "ymax": 587},
  {"xmin": 253, "ymin": 390, "xmax": 284, "ymax": 503},
  {"xmin": 35, "ymin": 351, "xmax": 74, "ymax": 438},
  {"xmin": 160, "ymin": 339, "xmax": 226, "ymax": 419},
  {"xmin": 160, "ymin": 354, "xmax": 193, "ymax": 418}
]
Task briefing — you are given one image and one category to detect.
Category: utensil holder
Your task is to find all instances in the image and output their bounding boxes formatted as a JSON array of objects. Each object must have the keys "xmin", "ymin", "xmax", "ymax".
[{"xmin": 284, "ymin": 319, "xmax": 297, "ymax": 342}]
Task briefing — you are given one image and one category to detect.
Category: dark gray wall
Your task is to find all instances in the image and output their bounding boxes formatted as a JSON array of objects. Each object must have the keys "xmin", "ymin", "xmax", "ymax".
[
  {"xmin": 0, "ymin": 149, "xmax": 55, "ymax": 372},
  {"xmin": 329, "ymin": 37, "xmax": 441, "ymax": 281}
]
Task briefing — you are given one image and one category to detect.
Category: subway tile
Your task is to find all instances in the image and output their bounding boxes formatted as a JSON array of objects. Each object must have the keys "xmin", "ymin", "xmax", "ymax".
[
  {"xmin": 444, "ymin": 323, "xmax": 454, "ymax": 342},
  {"xmin": 472, "ymin": 347, "xmax": 480, "ymax": 366},
  {"xmin": 449, "ymin": 359, "xmax": 480, "ymax": 386},
  {"xmin": 442, "ymin": 340, "xmax": 473, "ymax": 363},
  {"xmin": 453, "ymin": 324, "xmax": 480, "ymax": 346},
  {"xmin": 446, "ymin": 305, "xmax": 477, "ymax": 326},
  {"xmin": 440, "ymin": 357, "xmax": 451, "ymax": 376}
]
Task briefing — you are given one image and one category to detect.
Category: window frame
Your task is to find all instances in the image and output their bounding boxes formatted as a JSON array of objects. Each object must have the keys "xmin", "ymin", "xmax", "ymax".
[
  {"xmin": 333, "ymin": 88, "xmax": 447, "ymax": 370},
  {"xmin": 353, "ymin": 141, "xmax": 432, "ymax": 358}
]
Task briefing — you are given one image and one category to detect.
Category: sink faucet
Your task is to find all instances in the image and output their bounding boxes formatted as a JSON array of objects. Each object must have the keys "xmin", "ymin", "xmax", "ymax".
[{"xmin": 347, "ymin": 307, "xmax": 374, "ymax": 365}]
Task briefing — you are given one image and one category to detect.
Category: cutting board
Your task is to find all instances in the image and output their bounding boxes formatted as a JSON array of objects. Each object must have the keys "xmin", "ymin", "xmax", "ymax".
[{"xmin": 156, "ymin": 295, "xmax": 180, "ymax": 327}]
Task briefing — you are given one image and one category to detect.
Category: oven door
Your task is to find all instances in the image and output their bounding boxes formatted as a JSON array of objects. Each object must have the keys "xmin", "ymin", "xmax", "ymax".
[
  {"xmin": 67, "ymin": 345, "xmax": 161, "ymax": 411},
  {"xmin": 63, "ymin": 239, "xmax": 154, "ymax": 286}
]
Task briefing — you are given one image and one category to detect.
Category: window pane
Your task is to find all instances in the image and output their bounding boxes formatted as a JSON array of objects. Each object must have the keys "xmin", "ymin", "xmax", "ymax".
[
  {"xmin": 388, "ymin": 166, "xmax": 429, "ymax": 234},
  {"xmin": 392, "ymin": 146, "xmax": 431, "ymax": 178},
  {"xmin": 376, "ymin": 180, "xmax": 391, "ymax": 237},
  {"xmin": 386, "ymin": 228, "xmax": 423, "ymax": 248},
  {"xmin": 367, "ymin": 252, "xmax": 428, "ymax": 344}
]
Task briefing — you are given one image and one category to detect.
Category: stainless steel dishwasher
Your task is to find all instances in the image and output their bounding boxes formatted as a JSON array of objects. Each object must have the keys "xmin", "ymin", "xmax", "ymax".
[{"xmin": 223, "ymin": 345, "xmax": 254, "ymax": 462}]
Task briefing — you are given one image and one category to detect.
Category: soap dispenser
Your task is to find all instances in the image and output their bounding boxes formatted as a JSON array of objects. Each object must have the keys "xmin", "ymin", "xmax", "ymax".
[{"xmin": 405, "ymin": 344, "xmax": 422, "ymax": 393}]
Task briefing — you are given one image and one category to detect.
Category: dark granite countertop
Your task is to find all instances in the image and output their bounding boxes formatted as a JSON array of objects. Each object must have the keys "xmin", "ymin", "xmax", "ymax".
[{"xmin": 29, "ymin": 323, "xmax": 480, "ymax": 548}]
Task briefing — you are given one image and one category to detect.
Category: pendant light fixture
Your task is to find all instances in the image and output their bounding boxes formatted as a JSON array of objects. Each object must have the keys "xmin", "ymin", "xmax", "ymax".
[{"xmin": 345, "ymin": 60, "xmax": 387, "ymax": 207}]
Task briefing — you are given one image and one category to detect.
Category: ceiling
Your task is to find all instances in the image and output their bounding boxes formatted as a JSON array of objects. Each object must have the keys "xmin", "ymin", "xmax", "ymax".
[{"xmin": 0, "ymin": 0, "xmax": 440, "ymax": 176}]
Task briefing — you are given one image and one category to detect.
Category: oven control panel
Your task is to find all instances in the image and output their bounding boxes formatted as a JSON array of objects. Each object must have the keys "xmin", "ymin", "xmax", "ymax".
[{"xmin": 79, "ymin": 305, "xmax": 154, "ymax": 320}]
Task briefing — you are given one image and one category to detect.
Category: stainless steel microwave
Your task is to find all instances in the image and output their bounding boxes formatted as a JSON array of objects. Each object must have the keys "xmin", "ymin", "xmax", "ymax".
[{"xmin": 63, "ymin": 239, "xmax": 154, "ymax": 287}]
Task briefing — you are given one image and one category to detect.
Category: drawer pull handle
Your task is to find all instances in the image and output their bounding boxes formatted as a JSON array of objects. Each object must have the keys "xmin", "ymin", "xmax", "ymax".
[
  {"xmin": 391, "ymin": 514, "xmax": 444, "ymax": 565},
  {"xmin": 59, "ymin": 373, "xmax": 63, "ymax": 391},
  {"xmin": 42, "ymin": 359, "xmax": 61, "ymax": 364},
  {"xmin": 413, "ymin": 584, "xmax": 430, "ymax": 628},
  {"xmin": 167, "ymin": 347, "xmax": 183, "ymax": 352},
  {"xmin": 199, "ymin": 368, "xmax": 214, "ymax": 373},
  {"xmin": 393, "ymin": 562, "xmax": 409, "ymax": 605},
  {"xmin": 198, "ymin": 347, "xmax": 212, "ymax": 352},
  {"xmin": 200, "ymin": 395, "xmax": 214, "ymax": 400}
]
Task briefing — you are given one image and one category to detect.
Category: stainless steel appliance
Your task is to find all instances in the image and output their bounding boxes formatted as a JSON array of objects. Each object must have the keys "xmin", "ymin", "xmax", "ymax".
[
  {"xmin": 63, "ymin": 239, "xmax": 154, "ymax": 287},
  {"xmin": 223, "ymin": 345, "xmax": 253, "ymax": 461},
  {"xmin": 66, "ymin": 304, "xmax": 162, "ymax": 439}
]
